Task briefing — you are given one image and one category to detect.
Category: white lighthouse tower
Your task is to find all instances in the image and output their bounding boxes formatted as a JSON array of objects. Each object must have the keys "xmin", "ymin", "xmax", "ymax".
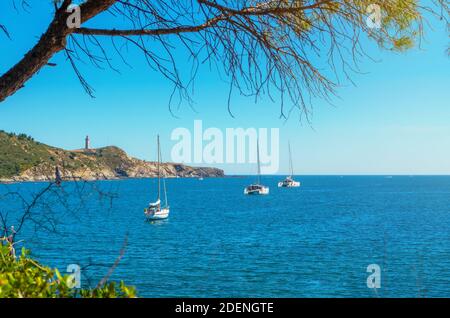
[{"xmin": 85, "ymin": 135, "xmax": 90, "ymax": 150}]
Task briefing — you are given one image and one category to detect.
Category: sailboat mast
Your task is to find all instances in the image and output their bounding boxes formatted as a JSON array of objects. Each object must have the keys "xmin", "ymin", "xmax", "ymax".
[
  {"xmin": 257, "ymin": 138, "xmax": 261, "ymax": 184},
  {"xmin": 157, "ymin": 135, "xmax": 161, "ymax": 201},
  {"xmin": 159, "ymin": 139, "xmax": 168, "ymax": 208},
  {"xmin": 288, "ymin": 141, "xmax": 294, "ymax": 177}
]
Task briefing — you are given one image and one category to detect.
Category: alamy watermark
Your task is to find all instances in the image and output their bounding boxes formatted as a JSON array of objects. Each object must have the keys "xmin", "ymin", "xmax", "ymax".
[
  {"xmin": 170, "ymin": 120, "xmax": 280, "ymax": 174},
  {"xmin": 66, "ymin": 4, "xmax": 81, "ymax": 29},
  {"xmin": 366, "ymin": 4, "xmax": 382, "ymax": 29},
  {"xmin": 67, "ymin": 263, "xmax": 81, "ymax": 289},
  {"xmin": 366, "ymin": 264, "xmax": 381, "ymax": 289}
]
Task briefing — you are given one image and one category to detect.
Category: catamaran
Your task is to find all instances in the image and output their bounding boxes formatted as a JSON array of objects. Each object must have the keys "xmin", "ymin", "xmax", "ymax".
[
  {"xmin": 244, "ymin": 139, "xmax": 269, "ymax": 195},
  {"xmin": 278, "ymin": 142, "xmax": 300, "ymax": 188},
  {"xmin": 144, "ymin": 135, "xmax": 170, "ymax": 220}
]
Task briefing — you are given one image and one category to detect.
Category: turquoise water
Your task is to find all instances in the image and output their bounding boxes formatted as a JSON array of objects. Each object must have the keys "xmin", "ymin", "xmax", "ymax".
[{"xmin": 1, "ymin": 176, "xmax": 450, "ymax": 297}]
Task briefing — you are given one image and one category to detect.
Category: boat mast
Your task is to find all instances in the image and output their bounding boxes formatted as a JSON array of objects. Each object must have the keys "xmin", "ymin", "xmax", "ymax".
[
  {"xmin": 159, "ymin": 138, "xmax": 168, "ymax": 208},
  {"xmin": 288, "ymin": 141, "xmax": 294, "ymax": 177},
  {"xmin": 257, "ymin": 138, "xmax": 261, "ymax": 184},
  {"xmin": 157, "ymin": 134, "xmax": 161, "ymax": 202},
  {"xmin": 163, "ymin": 175, "xmax": 168, "ymax": 208}
]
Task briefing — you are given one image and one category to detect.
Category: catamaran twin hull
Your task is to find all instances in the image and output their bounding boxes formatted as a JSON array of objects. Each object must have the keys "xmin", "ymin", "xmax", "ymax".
[
  {"xmin": 145, "ymin": 207, "xmax": 170, "ymax": 220},
  {"xmin": 244, "ymin": 186, "xmax": 270, "ymax": 195},
  {"xmin": 278, "ymin": 180, "xmax": 301, "ymax": 187}
]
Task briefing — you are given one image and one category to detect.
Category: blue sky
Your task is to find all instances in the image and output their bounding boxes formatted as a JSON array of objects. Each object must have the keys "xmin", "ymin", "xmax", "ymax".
[{"xmin": 0, "ymin": 2, "xmax": 449, "ymax": 175}]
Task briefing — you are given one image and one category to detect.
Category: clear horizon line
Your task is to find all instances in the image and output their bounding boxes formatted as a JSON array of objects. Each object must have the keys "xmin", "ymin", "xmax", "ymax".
[{"xmin": 228, "ymin": 173, "xmax": 450, "ymax": 176}]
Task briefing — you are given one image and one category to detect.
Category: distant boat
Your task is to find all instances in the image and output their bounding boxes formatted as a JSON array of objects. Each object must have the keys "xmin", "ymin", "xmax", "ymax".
[
  {"xmin": 144, "ymin": 135, "xmax": 169, "ymax": 220},
  {"xmin": 278, "ymin": 142, "xmax": 300, "ymax": 188},
  {"xmin": 244, "ymin": 139, "xmax": 269, "ymax": 195},
  {"xmin": 199, "ymin": 177, "xmax": 204, "ymax": 181}
]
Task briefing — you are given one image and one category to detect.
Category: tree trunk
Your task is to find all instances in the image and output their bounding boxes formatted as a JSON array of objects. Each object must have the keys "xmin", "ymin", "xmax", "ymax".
[
  {"xmin": 0, "ymin": 0, "xmax": 117, "ymax": 103},
  {"xmin": 0, "ymin": 6, "xmax": 71, "ymax": 103}
]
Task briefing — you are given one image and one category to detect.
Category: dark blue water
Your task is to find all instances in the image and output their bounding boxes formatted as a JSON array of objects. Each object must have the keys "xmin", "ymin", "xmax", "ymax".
[{"xmin": 1, "ymin": 176, "xmax": 450, "ymax": 297}]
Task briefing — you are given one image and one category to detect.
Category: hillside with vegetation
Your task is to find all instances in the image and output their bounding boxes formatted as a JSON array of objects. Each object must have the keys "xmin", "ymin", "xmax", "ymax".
[{"xmin": 0, "ymin": 131, "xmax": 224, "ymax": 182}]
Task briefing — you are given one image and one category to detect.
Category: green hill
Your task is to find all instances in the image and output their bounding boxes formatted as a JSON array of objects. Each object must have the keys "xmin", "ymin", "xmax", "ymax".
[
  {"xmin": 0, "ymin": 131, "xmax": 224, "ymax": 182},
  {"xmin": 0, "ymin": 131, "xmax": 55, "ymax": 178}
]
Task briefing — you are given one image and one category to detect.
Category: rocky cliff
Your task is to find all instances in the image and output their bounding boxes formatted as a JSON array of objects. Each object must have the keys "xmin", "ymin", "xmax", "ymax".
[{"xmin": 0, "ymin": 131, "xmax": 224, "ymax": 182}]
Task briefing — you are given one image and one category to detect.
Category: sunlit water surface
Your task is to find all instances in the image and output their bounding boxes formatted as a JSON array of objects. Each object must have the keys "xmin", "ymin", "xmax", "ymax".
[{"xmin": 2, "ymin": 176, "xmax": 450, "ymax": 297}]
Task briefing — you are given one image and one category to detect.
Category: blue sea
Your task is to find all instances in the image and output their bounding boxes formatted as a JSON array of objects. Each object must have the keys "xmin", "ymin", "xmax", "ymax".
[{"xmin": 1, "ymin": 176, "xmax": 450, "ymax": 297}]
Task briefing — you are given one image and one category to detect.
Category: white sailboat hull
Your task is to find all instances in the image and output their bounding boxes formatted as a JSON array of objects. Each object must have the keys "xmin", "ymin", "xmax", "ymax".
[
  {"xmin": 279, "ymin": 142, "xmax": 301, "ymax": 188},
  {"xmin": 144, "ymin": 135, "xmax": 170, "ymax": 221},
  {"xmin": 278, "ymin": 180, "xmax": 301, "ymax": 187},
  {"xmin": 145, "ymin": 207, "xmax": 170, "ymax": 220},
  {"xmin": 244, "ymin": 186, "xmax": 269, "ymax": 195},
  {"xmin": 245, "ymin": 139, "xmax": 269, "ymax": 196}
]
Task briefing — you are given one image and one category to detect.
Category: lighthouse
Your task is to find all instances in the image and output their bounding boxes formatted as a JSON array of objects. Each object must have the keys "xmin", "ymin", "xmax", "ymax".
[{"xmin": 85, "ymin": 135, "xmax": 90, "ymax": 150}]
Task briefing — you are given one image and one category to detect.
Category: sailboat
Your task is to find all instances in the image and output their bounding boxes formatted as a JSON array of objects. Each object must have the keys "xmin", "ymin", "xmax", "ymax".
[
  {"xmin": 278, "ymin": 142, "xmax": 300, "ymax": 188},
  {"xmin": 244, "ymin": 139, "xmax": 269, "ymax": 195},
  {"xmin": 144, "ymin": 135, "xmax": 170, "ymax": 220}
]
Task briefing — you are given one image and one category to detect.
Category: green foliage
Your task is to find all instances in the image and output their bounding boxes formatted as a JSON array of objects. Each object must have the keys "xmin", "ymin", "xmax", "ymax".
[
  {"xmin": 267, "ymin": 0, "xmax": 425, "ymax": 52},
  {"xmin": 0, "ymin": 131, "xmax": 49, "ymax": 178},
  {"xmin": 0, "ymin": 131, "xmax": 131, "ymax": 179},
  {"xmin": 0, "ymin": 245, "xmax": 136, "ymax": 298},
  {"xmin": 79, "ymin": 281, "xmax": 137, "ymax": 298},
  {"xmin": 392, "ymin": 35, "xmax": 415, "ymax": 51}
]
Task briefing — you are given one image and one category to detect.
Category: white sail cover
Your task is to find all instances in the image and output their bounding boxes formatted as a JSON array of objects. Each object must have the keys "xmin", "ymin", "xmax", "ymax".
[{"xmin": 149, "ymin": 199, "xmax": 161, "ymax": 207}]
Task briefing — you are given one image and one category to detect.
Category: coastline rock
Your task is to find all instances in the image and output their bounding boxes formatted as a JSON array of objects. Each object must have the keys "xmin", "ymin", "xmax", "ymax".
[{"xmin": 0, "ymin": 132, "xmax": 224, "ymax": 182}]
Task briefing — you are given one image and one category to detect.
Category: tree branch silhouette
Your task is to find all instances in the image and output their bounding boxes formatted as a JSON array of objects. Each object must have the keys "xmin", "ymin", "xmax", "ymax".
[{"xmin": 0, "ymin": 0, "xmax": 448, "ymax": 119}]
